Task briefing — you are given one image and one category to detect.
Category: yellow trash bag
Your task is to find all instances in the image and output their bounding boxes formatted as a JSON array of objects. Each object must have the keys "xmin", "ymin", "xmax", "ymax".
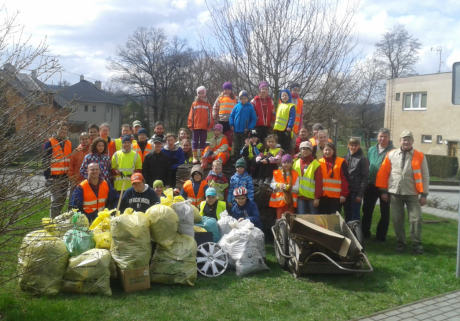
[
  {"xmin": 194, "ymin": 226, "xmax": 207, "ymax": 233},
  {"xmin": 110, "ymin": 208, "xmax": 151, "ymax": 270},
  {"xmin": 17, "ymin": 230, "xmax": 69, "ymax": 295},
  {"xmin": 160, "ymin": 188, "xmax": 185, "ymax": 206},
  {"xmin": 44, "ymin": 209, "xmax": 89, "ymax": 237},
  {"xmin": 145, "ymin": 204, "xmax": 179, "ymax": 248},
  {"xmin": 89, "ymin": 209, "xmax": 116, "ymax": 249},
  {"xmin": 62, "ymin": 248, "xmax": 112, "ymax": 296},
  {"xmin": 191, "ymin": 205, "xmax": 201, "ymax": 223},
  {"xmin": 150, "ymin": 233, "xmax": 197, "ymax": 286}
]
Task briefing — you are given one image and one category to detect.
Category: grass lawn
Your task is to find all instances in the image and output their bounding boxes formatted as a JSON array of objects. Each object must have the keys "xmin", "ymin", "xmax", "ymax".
[{"xmin": 0, "ymin": 208, "xmax": 459, "ymax": 321}]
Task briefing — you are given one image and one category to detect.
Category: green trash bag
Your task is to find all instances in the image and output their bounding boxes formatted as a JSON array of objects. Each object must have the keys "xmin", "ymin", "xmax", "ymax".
[
  {"xmin": 62, "ymin": 249, "xmax": 112, "ymax": 296},
  {"xmin": 17, "ymin": 230, "xmax": 69, "ymax": 295},
  {"xmin": 63, "ymin": 212, "xmax": 95, "ymax": 257},
  {"xmin": 150, "ymin": 233, "xmax": 197, "ymax": 286},
  {"xmin": 110, "ymin": 209, "xmax": 151, "ymax": 270},
  {"xmin": 145, "ymin": 204, "xmax": 179, "ymax": 249}
]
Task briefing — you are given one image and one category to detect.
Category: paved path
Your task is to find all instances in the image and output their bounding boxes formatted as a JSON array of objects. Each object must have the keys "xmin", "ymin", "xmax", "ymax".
[{"xmin": 356, "ymin": 290, "xmax": 460, "ymax": 321}]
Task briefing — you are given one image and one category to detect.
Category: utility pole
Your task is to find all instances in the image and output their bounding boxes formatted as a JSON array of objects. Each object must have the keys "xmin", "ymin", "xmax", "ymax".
[{"xmin": 431, "ymin": 46, "xmax": 443, "ymax": 73}]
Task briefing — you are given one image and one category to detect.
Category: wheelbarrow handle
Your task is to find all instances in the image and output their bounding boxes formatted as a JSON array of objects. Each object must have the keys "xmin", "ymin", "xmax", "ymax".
[
  {"xmin": 305, "ymin": 251, "xmax": 374, "ymax": 273},
  {"xmin": 271, "ymin": 225, "xmax": 294, "ymax": 259}
]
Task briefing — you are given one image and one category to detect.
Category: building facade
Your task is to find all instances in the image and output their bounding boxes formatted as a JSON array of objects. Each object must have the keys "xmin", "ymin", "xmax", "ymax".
[{"xmin": 384, "ymin": 72, "xmax": 460, "ymax": 157}]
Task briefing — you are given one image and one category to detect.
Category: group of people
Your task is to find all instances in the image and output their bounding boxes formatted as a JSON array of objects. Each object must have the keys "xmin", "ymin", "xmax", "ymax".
[{"xmin": 43, "ymin": 80, "xmax": 429, "ymax": 255}]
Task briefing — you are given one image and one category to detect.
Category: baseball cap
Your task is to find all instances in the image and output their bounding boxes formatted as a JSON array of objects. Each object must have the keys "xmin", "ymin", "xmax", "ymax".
[
  {"xmin": 132, "ymin": 120, "xmax": 142, "ymax": 127},
  {"xmin": 131, "ymin": 173, "xmax": 144, "ymax": 183},
  {"xmin": 299, "ymin": 141, "xmax": 313, "ymax": 150}
]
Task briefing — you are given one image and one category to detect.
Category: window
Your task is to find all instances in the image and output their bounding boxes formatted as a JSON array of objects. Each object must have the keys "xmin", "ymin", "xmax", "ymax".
[
  {"xmin": 84, "ymin": 105, "xmax": 88, "ymax": 112},
  {"xmin": 437, "ymin": 135, "xmax": 443, "ymax": 144},
  {"xmin": 92, "ymin": 105, "xmax": 96, "ymax": 112},
  {"xmin": 403, "ymin": 92, "xmax": 427, "ymax": 110},
  {"xmin": 395, "ymin": 93, "xmax": 400, "ymax": 101},
  {"xmin": 421, "ymin": 135, "xmax": 432, "ymax": 144}
]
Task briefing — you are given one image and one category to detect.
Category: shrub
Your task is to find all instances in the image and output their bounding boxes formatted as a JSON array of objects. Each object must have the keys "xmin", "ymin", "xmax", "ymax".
[{"xmin": 425, "ymin": 154, "xmax": 459, "ymax": 178}]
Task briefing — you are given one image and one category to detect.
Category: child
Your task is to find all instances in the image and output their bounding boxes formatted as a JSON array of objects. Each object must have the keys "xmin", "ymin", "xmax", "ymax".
[
  {"xmin": 162, "ymin": 133, "xmax": 185, "ymax": 188},
  {"xmin": 269, "ymin": 154, "xmax": 299, "ymax": 219},
  {"xmin": 295, "ymin": 127, "xmax": 309, "ymax": 154},
  {"xmin": 181, "ymin": 164, "xmax": 208, "ymax": 207},
  {"xmin": 273, "ymin": 89, "xmax": 296, "ymax": 152},
  {"xmin": 251, "ymin": 81, "xmax": 275, "ymax": 143},
  {"xmin": 229, "ymin": 90, "xmax": 257, "ymax": 159},
  {"xmin": 240, "ymin": 129, "xmax": 262, "ymax": 175},
  {"xmin": 255, "ymin": 134, "xmax": 283, "ymax": 184},
  {"xmin": 153, "ymin": 179, "xmax": 166, "ymax": 198},
  {"xmin": 188, "ymin": 86, "xmax": 213, "ymax": 164},
  {"xmin": 206, "ymin": 159, "xmax": 229, "ymax": 201},
  {"xmin": 176, "ymin": 128, "xmax": 191, "ymax": 147},
  {"xmin": 181, "ymin": 138, "xmax": 193, "ymax": 164},
  {"xmin": 231, "ymin": 187, "xmax": 262, "ymax": 229},
  {"xmin": 201, "ymin": 123, "xmax": 230, "ymax": 169},
  {"xmin": 199, "ymin": 187, "xmax": 227, "ymax": 220},
  {"xmin": 213, "ymin": 81, "xmax": 237, "ymax": 146},
  {"xmin": 227, "ymin": 158, "xmax": 254, "ymax": 205}
]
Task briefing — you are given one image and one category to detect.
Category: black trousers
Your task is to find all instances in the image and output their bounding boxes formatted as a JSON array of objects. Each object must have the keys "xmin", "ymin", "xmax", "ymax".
[
  {"xmin": 274, "ymin": 130, "xmax": 291, "ymax": 152},
  {"xmin": 165, "ymin": 168, "xmax": 178, "ymax": 188},
  {"xmin": 362, "ymin": 183, "xmax": 390, "ymax": 240},
  {"xmin": 255, "ymin": 126, "xmax": 270, "ymax": 143},
  {"xmin": 318, "ymin": 197, "xmax": 341, "ymax": 214}
]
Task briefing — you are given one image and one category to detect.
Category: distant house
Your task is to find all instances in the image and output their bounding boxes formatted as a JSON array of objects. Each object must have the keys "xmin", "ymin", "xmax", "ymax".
[
  {"xmin": 54, "ymin": 75, "xmax": 123, "ymax": 144},
  {"xmin": 384, "ymin": 72, "xmax": 460, "ymax": 158}
]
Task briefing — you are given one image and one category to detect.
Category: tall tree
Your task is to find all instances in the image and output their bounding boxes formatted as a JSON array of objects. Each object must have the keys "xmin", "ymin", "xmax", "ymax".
[{"xmin": 375, "ymin": 24, "xmax": 421, "ymax": 79}]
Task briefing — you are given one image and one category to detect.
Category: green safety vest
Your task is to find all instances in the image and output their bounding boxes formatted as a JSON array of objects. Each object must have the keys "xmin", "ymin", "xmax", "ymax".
[
  {"xmin": 199, "ymin": 200, "xmax": 227, "ymax": 220},
  {"xmin": 111, "ymin": 150, "xmax": 141, "ymax": 191},
  {"xmin": 293, "ymin": 158, "xmax": 320, "ymax": 199},
  {"xmin": 273, "ymin": 103, "xmax": 295, "ymax": 131},
  {"xmin": 265, "ymin": 147, "xmax": 280, "ymax": 157}
]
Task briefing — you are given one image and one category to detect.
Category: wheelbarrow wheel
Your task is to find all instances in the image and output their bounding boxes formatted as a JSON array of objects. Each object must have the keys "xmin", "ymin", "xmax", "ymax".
[
  {"xmin": 196, "ymin": 242, "xmax": 228, "ymax": 277},
  {"xmin": 288, "ymin": 238, "xmax": 301, "ymax": 278},
  {"xmin": 274, "ymin": 219, "xmax": 289, "ymax": 269}
]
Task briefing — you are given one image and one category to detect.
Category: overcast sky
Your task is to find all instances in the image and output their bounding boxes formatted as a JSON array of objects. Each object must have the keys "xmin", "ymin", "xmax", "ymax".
[{"xmin": 4, "ymin": 0, "xmax": 460, "ymax": 87}]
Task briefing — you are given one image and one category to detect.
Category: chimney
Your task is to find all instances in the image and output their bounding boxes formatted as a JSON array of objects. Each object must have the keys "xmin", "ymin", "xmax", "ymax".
[
  {"xmin": 95, "ymin": 80, "xmax": 102, "ymax": 90},
  {"xmin": 80, "ymin": 74, "xmax": 84, "ymax": 81},
  {"xmin": 31, "ymin": 70, "xmax": 37, "ymax": 78}
]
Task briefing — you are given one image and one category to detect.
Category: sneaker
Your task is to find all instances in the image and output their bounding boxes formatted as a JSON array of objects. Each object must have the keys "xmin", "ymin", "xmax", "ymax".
[
  {"xmin": 395, "ymin": 243, "xmax": 406, "ymax": 253},
  {"xmin": 413, "ymin": 246, "xmax": 424, "ymax": 255}
]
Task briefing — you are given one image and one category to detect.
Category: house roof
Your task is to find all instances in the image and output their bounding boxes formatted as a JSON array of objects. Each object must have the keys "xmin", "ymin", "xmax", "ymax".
[
  {"xmin": 1, "ymin": 69, "xmax": 52, "ymax": 98},
  {"xmin": 54, "ymin": 80, "xmax": 124, "ymax": 106}
]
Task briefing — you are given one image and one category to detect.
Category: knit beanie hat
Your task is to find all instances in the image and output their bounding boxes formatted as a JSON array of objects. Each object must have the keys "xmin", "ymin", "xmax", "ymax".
[
  {"xmin": 239, "ymin": 90, "xmax": 249, "ymax": 98},
  {"xmin": 259, "ymin": 81, "xmax": 269, "ymax": 90},
  {"xmin": 138, "ymin": 128, "xmax": 147, "ymax": 135},
  {"xmin": 213, "ymin": 124, "xmax": 223, "ymax": 132},
  {"xmin": 153, "ymin": 180, "xmax": 164, "ymax": 188},
  {"xmin": 122, "ymin": 135, "xmax": 132, "ymax": 143},
  {"xmin": 205, "ymin": 187, "xmax": 217, "ymax": 197},
  {"xmin": 222, "ymin": 82, "xmax": 232, "ymax": 90},
  {"xmin": 281, "ymin": 154, "xmax": 293, "ymax": 163},
  {"xmin": 196, "ymin": 86, "xmax": 206, "ymax": 95},
  {"xmin": 191, "ymin": 164, "xmax": 203, "ymax": 177},
  {"xmin": 235, "ymin": 157, "xmax": 246, "ymax": 168}
]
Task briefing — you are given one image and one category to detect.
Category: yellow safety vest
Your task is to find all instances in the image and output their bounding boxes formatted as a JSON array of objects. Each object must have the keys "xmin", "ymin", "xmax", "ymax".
[
  {"xmin": 199, "ymin": 200, "xmax": 227, "ymax": 220},
  {"xmin": 293, "ymin": 158, "xmax": 320, "ymax": 199},
  {"xmin": 111, "ymin": 150, "xmax": 141, "ymax": 191},
  {"xmin": 115, "ymin": 138, "xmax": 137, "ymax": 151},
  {"xmin": 273, "ymin": 103, "xmax": 295, "ymax": 131}
]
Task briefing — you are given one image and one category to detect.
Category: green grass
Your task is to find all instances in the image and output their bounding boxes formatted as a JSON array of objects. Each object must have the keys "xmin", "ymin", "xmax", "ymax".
[{"xmin": 1, "ymin": 208, "xmax": 459, "ymax": 321}]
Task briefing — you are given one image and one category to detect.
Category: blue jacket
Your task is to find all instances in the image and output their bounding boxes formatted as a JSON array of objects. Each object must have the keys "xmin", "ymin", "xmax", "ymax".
[
  {"xmin": 229, "ymin": 102, "xmax": 257, "ymax": 133},
  {"xmin": 162, "ymin": 146, "xmax": 185, "ymax": 170},
  {"xmin": 278, "ymin": 89, "xmax": 296, "ymax": 129},
  {"xmin": 227, "ymin": 171, "xmax": 254, "ymax": 204},
  {"xmin": 231, "ymin": 200, "xmax": 262, "ymax": 229},
  {"xmin": 70, "ymin": 180, "xmax": 118, "ymax": 216}
]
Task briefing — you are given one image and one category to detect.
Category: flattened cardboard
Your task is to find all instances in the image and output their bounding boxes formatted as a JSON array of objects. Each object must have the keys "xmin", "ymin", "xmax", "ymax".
[{"xmin": 119, "ymin": 266, "xmax": 150, "ymax": 293}]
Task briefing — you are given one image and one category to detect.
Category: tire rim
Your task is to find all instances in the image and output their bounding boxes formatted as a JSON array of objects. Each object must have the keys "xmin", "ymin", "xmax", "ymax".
[{"xmin": 196, "ymin": 242, "xmax": 228, "ymax": 277}]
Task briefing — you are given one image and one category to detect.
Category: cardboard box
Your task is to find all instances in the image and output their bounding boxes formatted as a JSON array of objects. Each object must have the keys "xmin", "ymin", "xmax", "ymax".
[{"xmin": 119, "ymin": 266, "xmax": 150, "ymax": 293}]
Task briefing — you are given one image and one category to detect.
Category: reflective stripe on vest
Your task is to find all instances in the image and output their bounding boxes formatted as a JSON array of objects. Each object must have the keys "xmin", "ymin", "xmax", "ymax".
[
  {"xmin": 199, "ymin": 200, "xmax": 226, "ymax": 220},
  {"xmin": 269, "ymin": 169, "xmax": 298, "ymax": 208},
  {"xmin": 319, "ymin": 157, "xmax": 344, "ymax": 198},
  {"xmin": 132, "ymin": 142, "xmax": 152, "ymax": 162},
  {"xmin": 293, "ymin": 98, "xmax": 303, "ymax": 135},
  {"xmin": 411, "ymin": 150, "xmax": 425, "ymax": 194},
  {"xmin": 293, "ymin": 158, "xmax": 320, "ymax": 199},
  {"xmin": 218, "ymin": 96, "xmax": 237, "ymax": 115},
  {"xmin": 183, "ymin": 180, "xmax": 207, "ymax": 207},
  {"xmin": 49, "ymin": 138, "xmax": 71, "ymax": 175},
  {"xmin": 112, "ymin": 151, "xmax": 139, "ymax": 191},
  {"xmin": 80, "ymin": 179, "xmax": 109, "ymax": 214},
  {"xmin": 273, "ymin": 103, "xmax": 294, "ymax": 131}
]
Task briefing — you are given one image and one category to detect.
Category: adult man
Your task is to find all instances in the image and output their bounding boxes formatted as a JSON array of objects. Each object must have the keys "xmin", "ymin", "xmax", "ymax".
[
  {"xmin": 43, "ymin": 121, "xmax": 72, "ymax": 218},
  {"xmin": 376, "ymin": 130, "xmax": 429, "ymax": 254},
  {"xmin": 162, "ymin": 133, "xmax": 185, "ymax": 188},
  {"xmin": 142, "ymin": 136, "xmax": 170, "ymax": 187},
  {"xmin": 290, "ymin": 83, "xmax": 304, "ymax": 136},
  {"xmin": 362, "ymin": 128, "xmax": 394, "ymax": 241},
  {"xmin": 68, "ymin": 132, "xmax": 90, "ymax": 196},
  {"xmin": 132, "ymin": 120, "xmax": 142, "ymax": 140},
  {"xmin": 120, "ymin": 173, "xmax": 160, "ymax": 212},
  {"xmin": 99, "ymin": 122, "xmax": 116, "ymax": 158},
  {"xmin": 312, "ymin": 129, "xmax": 330, "ymax": 159},
  {"xmin": 70, "ymin": 162, "xmax": 117, "ymax": 222},
  {"xmin": 111, "ymin": 135, "xmax": 142, "ymax": 193},
  {"xmin": 115, "ymin": 124, "xmax": 137, "ymax": 151},
  {"xmin": 148, "ymin": 121, "xmax": 165, "ymax": 144},
  {"xmin": 309, "ymin": 123, "xmax": 324, "ymax": 146},
  {"xmin": 132, "ymin": 128, "xmax": 152, "ymax": 163},
  {"xmin": 88, "ymin": 124, "xmax": 99, "ymax": 143}
]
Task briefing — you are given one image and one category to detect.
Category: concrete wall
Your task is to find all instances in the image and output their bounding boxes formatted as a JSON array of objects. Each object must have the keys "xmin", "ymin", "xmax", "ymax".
[
  {"xmin": 68, "ymin": 101, "xmax": 120, "ymax": 136},
  {"xmin": 384, "ymin": 72, "xmax": 460, "ymax": 156}
]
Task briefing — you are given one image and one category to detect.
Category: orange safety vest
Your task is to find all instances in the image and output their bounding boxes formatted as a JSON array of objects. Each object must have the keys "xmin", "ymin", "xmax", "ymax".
[
  {"xmin": 183, "ymin": 180, "xmax": 208, "ymax": 207},
  {"xmin": 218, "ymin": 95, "xmax": 237, "ymax": 117},
  {"xmin": 309, "ymin": 137, "xmax": 333, "ymax": 147},
  {"xmin": 132, "ymin": 142, "xmax": 153, "ymax": 163},
  {"xmin": 269, "ymin": 169, "xmax": 298, "ymax": 208},
  {"xmin": 319, "ymin": 157, "xmax": 344, "ymax": 198},
  {"xmin": 80, "ymin": 179, "xmax": 109, "ymax": 214},
  {"xmin": 49, "ymin": 137, "xmax": 72, "ymax": 175},
  {"xmin": 293, "ymin": 98, "xmax": 304, "ymax": 135},
  {"xmin": 375, "ymin": 149, "xmax": 425, "ymax": 194}
]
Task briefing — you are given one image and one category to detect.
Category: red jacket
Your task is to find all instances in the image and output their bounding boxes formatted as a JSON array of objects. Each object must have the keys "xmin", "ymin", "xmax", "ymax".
[
  {"xmin": 188, "ymin": 99, "xmax": 213, "ymax": 130},
  {"xmin": 251, "ymin": 95, "xmax": 275, "ymax": 127}
]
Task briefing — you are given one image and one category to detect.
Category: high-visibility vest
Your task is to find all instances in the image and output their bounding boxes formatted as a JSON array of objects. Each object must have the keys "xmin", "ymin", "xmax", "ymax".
[
  {"xmin": 49, "ymin": 138, "xmax": 72, "ymax": 175},
  {"xmin": 115, "ymin": 138, "xmax": 137, "ymax": 151},
  {"xmin": 265, "ymin": 147, "xmax": 281, "ymax": 157},
  {"xmin": 269, "ymin": 169, "xmax": 298, "ymax": 208},
  {"xmin": 218, "ymin": 96, "xmax": 237, "ymax": 117},
  {"xmin": 273, "ymin": 103, "xmax": 295, "ymax": 131},
  {"xmin": 112, "ymin": 150, "xmax": 140, "ymax": 191},
  {"xmin": 293, "ymin": 98, "xmax": 304, "ymax": 135},
  {"xmin": 80, "ymin": 179, "xmax": 109, "ymax": 214},
  {"xmin": 319, "ymin": 157, "xmax": 345, "ymax": 198},
  {"xmin": 199, "ymin": 200, "xmax": 227, "ymax": 220},
  {"xmin": 376, "ymin": 149, "xmax": 426, "ymax": 194},
  {"xmin": 183, "ymin": 180, "xmax": 207, "ymax": 207},
  {"xmin": 132, "ymin": 142, "xmax": 153, "ymax": 163},
  {"xmin": 309, "ymin": 137, "xmax": 333, "ymax": 147},
  {"xmin": 293, "ymin": 158, "xmax": 320, "ymax": 199}
]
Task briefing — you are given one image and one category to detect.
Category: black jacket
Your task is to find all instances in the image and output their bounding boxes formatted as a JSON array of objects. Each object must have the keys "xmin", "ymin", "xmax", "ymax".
[
  {"xmin": 344, "ymin": 148, "xmax": 369, "ymax": 197},
  {"xmin": 142, "ymin": 151, "xmax": 170, "ymax": 187}
]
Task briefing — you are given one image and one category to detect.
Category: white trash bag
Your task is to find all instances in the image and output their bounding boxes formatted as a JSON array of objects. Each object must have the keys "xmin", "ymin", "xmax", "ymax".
[
  {"xmin": 217, "ymin": 211, "xmax": 238, "ymax": 236},
  {"xmin": 171, "ymin": 201, "xmax": 195, "ymax": 237}
]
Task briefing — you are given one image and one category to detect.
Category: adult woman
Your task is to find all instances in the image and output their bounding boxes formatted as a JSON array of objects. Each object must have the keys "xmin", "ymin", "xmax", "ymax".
[{"xmin": 80, "ymin": 137, "xmax": 111, "ymax": 182}]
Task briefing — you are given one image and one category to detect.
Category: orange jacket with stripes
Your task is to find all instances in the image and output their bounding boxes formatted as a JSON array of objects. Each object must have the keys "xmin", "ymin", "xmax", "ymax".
[
  {"xmin": 293, "ymin": 98, "xmax": 304, "ymax": 135},
  {"xmin": 319, "ymin": 157, "xmax": 345, "ymax": 198},
  {"xmin": 269, "ymin": 169, "xmax": 298, "ymax": 208},
  {"xmin": 49, "ymin": 137, "xmax": 72, "ymax": 175},
  {"xmin": 80, "ymin": 179, "xmax": 109, "ymax": 214},
  {"xmin": 183, "ymin": 180, "xmax": 208, "ymax": 207},
  {"xmin": 188, "ymin": 99, "xmax": 213, "ymax": 130}
]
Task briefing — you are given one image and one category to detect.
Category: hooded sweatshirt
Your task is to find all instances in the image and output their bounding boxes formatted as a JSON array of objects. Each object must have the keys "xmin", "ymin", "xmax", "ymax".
[
  {"xmin": 229, "ymin": 101, "xmax": 257, "ymax": 133},
  {"xmin": 162, "ymin": 144, "xmax": 185, "ymax": 170},
  {"xmin": 120, "ymin": 183, "xmax": 160, "ymax": 212}
]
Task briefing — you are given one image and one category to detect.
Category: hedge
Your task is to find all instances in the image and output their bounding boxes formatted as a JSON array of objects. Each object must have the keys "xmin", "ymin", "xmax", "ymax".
[{"xmin": 425, "ymin": 154, "xmax": 459, "ymax": 178}]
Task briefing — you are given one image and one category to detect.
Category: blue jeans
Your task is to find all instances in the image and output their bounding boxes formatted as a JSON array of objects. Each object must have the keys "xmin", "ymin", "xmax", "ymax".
[
  {"xmin": 344, "ymin": 192, "xmax": 362, "ymax": 222},
  {"xmin": 297, "ymin": 198, "xmax": 319, "ymax": 214}
]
